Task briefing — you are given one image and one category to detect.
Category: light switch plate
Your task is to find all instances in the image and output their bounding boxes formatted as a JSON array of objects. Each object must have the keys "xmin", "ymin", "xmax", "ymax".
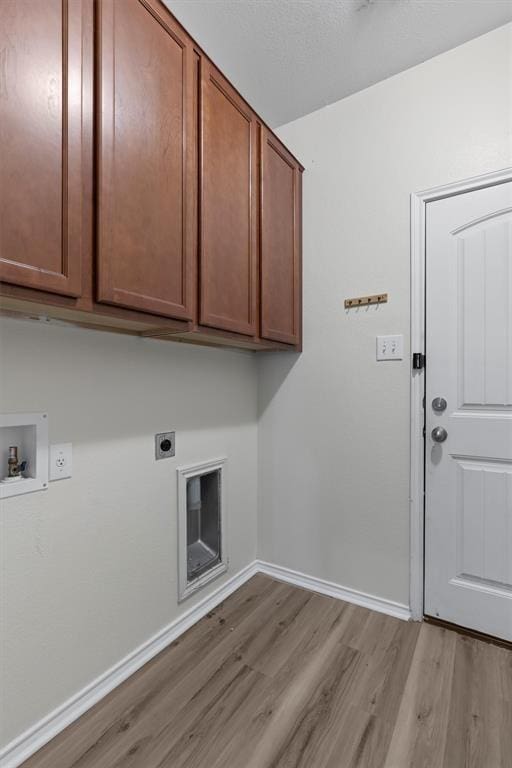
[
  {"xmin": 376, "ymin": 334, "xmax": 404, "ymax": 361},
  {"xmin": 50, "ymin": 443, "xmax": 72, "ymax": 480}
]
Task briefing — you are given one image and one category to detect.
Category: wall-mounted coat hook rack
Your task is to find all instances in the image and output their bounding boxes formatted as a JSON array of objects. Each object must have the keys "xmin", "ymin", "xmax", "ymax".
[{"xmin": 344, "ymin": 293, "xmax": 388, "ymax": 309}]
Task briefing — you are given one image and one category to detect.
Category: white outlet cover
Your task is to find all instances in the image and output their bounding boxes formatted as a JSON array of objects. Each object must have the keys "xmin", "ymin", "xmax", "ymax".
[
  {"xmin": 376, "ymin": 334, "xmax": 404, "ymax": 361},
  {"xmin": 50, "ymin": 443, "xmax": 72, "ymax": 481}
]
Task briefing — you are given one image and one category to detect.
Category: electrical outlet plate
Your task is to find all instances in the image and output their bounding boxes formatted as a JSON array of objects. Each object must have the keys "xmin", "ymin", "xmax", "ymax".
[
  {"xmin": 50, "ymin": 443, "xmax": 72, "ymax": 481},
  {"xmin": 376, "ymin": 334, "xmax": 404, "ymax": 361},
  {"xmin": 155, "ymin": 432, "xmax": 175, "ymax": 460}
]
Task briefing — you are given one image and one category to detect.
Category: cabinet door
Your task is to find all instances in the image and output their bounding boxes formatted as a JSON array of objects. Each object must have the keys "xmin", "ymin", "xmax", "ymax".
[
  {"xmin": 97, "ymin": 0, "xmax": 195, "ymax": 320},
  {"xmin": 199, "ymin": 61, "xmax": 257, "ymax": 336},
  {"xmin": 260, "ymin": 128, "xmax": 301, "ymax": 345},
  {"xmin": 0, "ymin": 0, "xmax": 86, "ymax": 297}
]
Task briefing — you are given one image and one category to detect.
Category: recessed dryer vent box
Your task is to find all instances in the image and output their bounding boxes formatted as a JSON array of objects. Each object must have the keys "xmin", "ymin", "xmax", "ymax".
[
  {"xmin": 0, "ymin": 413, "xmax": 49, "ymax": 499},
  {"xmin": 177, "ymin": 458, "xmax": 227, "ymax": 602}
]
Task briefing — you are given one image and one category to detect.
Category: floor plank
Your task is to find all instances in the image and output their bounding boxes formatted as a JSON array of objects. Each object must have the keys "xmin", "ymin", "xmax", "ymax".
[
  {"xmin": 383, "ymin": 623, "xmax": 457, "ymax": 768},
  {"xmin": 443, "ymin": 634, "xmax": 512, "ymax": 768},
  {"xmin": 19, "ymin": 575, "xmax": 512, "ymax": 768}
]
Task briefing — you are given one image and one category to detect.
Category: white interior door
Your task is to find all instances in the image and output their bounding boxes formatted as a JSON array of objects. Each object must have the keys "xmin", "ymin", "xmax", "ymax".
[{"xmin": 425, "ymin": 179, "xmax": 512, "ymax": 641}]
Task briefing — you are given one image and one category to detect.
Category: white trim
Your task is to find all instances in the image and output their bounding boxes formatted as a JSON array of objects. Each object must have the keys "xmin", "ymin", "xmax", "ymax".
[
  {"xmin": 0, "ymin": 557, "xmax": 416, "ymax": 768},
  {"xmin": 414, "ymin": 166, "xmax": 512, "ymax": 203},
  {"xmin": 0, "ymin": 560, "xmax": 258, "ymax": 768},
  {"xmin": 409, "ymin": 191, "xmax": 426, "ymax": 621},
  {"xmin": 177, "ymin": 457, "xmax": 228, "ymax": 602},
  {"xmin": 409, "ymin": 166, "xmax": 512, "ymax": 622},
  {"xmin": 256, "ymin": 560, "xmax": 412, "ymax": 621}
]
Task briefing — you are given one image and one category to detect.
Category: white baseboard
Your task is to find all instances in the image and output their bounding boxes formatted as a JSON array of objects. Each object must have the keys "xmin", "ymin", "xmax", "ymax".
[
  {"xmin": 0, "ymin": 560, "xmax": 259, "ymax": 768},
  {"xmin": 256, "ymin": 560, "xmax": 412, "ymax": 621},
  {"xmin": 1, "ymin": 558, "xmax": 411, "ymax": 768}
]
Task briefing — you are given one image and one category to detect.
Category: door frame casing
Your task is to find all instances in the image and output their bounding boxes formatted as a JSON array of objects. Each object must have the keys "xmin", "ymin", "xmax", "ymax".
[{"xmin": 409, "ymin": 166, "xmax": 512, "ymax": 621}]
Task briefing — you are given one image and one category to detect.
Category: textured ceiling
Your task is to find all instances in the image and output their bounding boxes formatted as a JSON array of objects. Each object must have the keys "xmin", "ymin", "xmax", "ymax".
[{"xmin": 164, "ymin": 0, "xmax": 512, "ymax": 127}]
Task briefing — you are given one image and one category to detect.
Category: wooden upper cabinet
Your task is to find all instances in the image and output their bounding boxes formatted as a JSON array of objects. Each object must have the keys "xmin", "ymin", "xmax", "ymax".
[
  {"xmin": 0, "ymin": 0, "xmax": 87, "ymax": 297},
  {"xmin": 0, "ymin": 1, "xmax": 302, "ymax": 349},
  {"xmin": 199, "ymin": 60, "xmax": 258, "ymax": 336},
  {"xmin": 260, "ymin": 128, "xmax": 302, "ymax": 345},
  {"xmin": 96, "ymin": 0, "xmax": 195, "ymax": 320}
]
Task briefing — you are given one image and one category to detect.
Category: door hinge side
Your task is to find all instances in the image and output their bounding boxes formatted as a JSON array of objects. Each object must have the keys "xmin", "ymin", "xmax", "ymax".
[{"xmin": 413, "ymin": 352, "xmax": 425, "ymax": 370}]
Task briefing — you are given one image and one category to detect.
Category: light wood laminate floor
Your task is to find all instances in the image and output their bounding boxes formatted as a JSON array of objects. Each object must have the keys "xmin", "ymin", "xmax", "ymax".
[{"xmin": 21, "ymin": 575, "xmax": 512, "ymax": 768}]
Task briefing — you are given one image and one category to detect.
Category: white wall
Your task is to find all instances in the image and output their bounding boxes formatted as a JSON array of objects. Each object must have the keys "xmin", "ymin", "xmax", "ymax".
[
  {"xmin": 258, "ymin": 24, "xmax": 512, "ymax": 605},
  {"xmin": 0, "ymin": 318, "xmax": 258, "ymax": 748},
  {"xmin": 1, "ymin": 20, "xmax": 511, "ymax": 757}
]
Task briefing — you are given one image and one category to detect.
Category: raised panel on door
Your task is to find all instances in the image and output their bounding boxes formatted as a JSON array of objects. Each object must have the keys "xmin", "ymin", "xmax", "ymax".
[
  {"xmin": 97, "ymin": 0, "xmax": 195, "ymax": 319},
  {"xmin": 199, "ymin": 61, "xmax": 257, "ymax": 336},
  {"xmin": 260, "ymin": 128, "xmax": 301, "ymax": 345},
  {"xmin": 0, "ymin": 0, "xmax": 86, "ymax": 297}
]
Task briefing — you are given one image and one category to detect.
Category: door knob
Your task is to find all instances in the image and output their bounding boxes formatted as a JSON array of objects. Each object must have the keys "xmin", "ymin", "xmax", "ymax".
[
  {"xmin": 432, "ymin": 397, "xmax": 447, "ymax": 412},
  {"xmin": 431, "ymin": 426, "xmax": 448, "ymax": 443}
]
